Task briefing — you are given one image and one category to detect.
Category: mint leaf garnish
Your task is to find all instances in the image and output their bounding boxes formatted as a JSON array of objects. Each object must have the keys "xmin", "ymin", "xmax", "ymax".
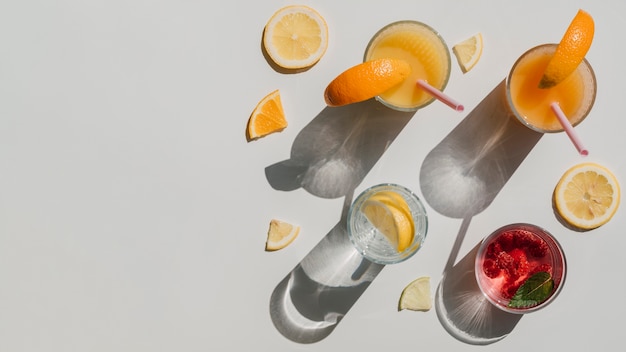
[{"xmin": 507, "ymin": 271, "xmax": 554, "ymax": 309}]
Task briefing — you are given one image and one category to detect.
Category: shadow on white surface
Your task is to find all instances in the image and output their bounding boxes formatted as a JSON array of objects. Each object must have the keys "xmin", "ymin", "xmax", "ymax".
[
  {"xmin": 420, "ymin": 80, "xmax": 542, "ymax": 219},
  {"xmin": 267, "ymin": 99, "xmax": 415, "ymax": 343},
  {"xmin": 420, "ymin": 81, "xmax": 545, "ymax": 344},
  {"xmin": 269, "ymin": 205, "xmax": 384, "ymax": 344},
  {"xmin": 435, "ymin": 218, "xmax": 522, "ymax": 345},
  {"xmin": 265, "ymin": 99, "xmax": 413, "ymax": 199}
]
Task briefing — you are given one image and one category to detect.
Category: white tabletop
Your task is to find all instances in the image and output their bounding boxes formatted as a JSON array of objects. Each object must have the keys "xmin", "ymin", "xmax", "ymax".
[{"xmin": 1, "ymin": 1, "xmax": 623, "ymax": 351}]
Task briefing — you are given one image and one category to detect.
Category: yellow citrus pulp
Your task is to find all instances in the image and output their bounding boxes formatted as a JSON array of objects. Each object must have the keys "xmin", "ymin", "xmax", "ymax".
[
  {"xmin": 265, "ymin": 219, "xmax": 300, "ymax": 251},
  {"xmin": 262, "ymin": 5, "xmax": 328, "ymax": 70},
  {"xmin": 362, "ymin": 190, "xmax": 415, "ymax": 252},
  {"xmin": 554, "ymin": 162, "xmax": 620, "ymax": 230},
  {"xmin": 452, "ymin": 33, "xmax": 483, "ymax": 73},
  {"xmin": 246, "ymin": 89, "xmax": 287, "ymax": 141}
]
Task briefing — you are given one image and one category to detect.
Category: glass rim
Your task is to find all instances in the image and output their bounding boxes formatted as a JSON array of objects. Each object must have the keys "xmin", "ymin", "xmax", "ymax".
[
  {"xmin": 363, "ymin": 20, "xmax": 451, "ymax": 112},
  {"xmin": 474, "ymin": 222, "xmax": 567, "ymax": 314},
  {"xmin": 347, "ymin": 183, "xmax": 428, "ymax": 265},
  {"xmin": 505, "ymin": 43, "xmax": 597, "ymax": 133}
]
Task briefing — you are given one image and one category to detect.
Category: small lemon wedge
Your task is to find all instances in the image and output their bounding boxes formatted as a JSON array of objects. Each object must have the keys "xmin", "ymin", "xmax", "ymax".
[
  {"xmin": 265, "ymin": 219, "xmax": 300, "ymax": 251},
  {"xmin": 398, "ymin": 276, "xmax": 432, "ymax": 312},
  {"xmin": 452, "ymin": 33, "xmax": 483, "ymax": 73}
]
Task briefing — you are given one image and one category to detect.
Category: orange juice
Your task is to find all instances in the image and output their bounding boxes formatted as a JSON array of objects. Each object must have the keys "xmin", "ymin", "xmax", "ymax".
[
  {"xmin": 364, "ymin": 21, "xmax": 451, "ymax": 111},
  {"xmin": 506, "ymin": 44, "xmax": 596, "ymax": 133}
]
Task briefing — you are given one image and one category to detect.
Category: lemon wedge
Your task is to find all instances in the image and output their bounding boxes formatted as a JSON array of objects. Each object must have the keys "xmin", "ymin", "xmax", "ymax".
[
  {"xmin": 265, "ymin": 219, "xmax": 300, "ymax": 251},
  {"xmin": 398, "ymin": 276, "xmax": 432, "ymax": 311},
  {"xmin": 362, "ymin": 193, "xmax": 414, "ymax": 252},
  {"xmin": 554, "ymin": 162, "xmax": 620, "ymax": 230},
  {"xmin": 452, "ymin": 33, "xmax": 483, "ymax": 73}
]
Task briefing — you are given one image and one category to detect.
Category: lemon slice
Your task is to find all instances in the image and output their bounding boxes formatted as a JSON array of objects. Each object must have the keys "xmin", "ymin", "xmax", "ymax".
[
  {"xmin": 554, "ymin": 162, "xmax": 620, "ymax": 230},
  {"xmin": 398, "ymin": 276, "xmax": 432, "ymax": 311},
  {"xmin": 265, "ymin": 219, "xmax": 300, "ymax": 251},
  {"xmin": 262, "ymin": 5, "xmax": 329, "ymax": 70},
  {"xmin": 452, "ymin": 33, "xmax": 483, "ymax": 73},
  {"xmin": 362, "ymin": 196, "xmax": 414, "ymax": 252}
]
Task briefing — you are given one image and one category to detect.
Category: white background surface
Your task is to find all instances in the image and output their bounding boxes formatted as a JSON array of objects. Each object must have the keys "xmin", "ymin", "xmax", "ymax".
[{"xmin": 1, "ymin": 0, "xmax": 624, "ymax": 351}]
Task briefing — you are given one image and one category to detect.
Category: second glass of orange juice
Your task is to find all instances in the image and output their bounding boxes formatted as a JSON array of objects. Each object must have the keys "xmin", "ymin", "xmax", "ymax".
[
  {"xmin": 506, "ymin": 44, "xmax": 596, "ymax": 133},
  {"xmin": 364, "ymin": 20, "xmax": 451, "ymax": 111}
]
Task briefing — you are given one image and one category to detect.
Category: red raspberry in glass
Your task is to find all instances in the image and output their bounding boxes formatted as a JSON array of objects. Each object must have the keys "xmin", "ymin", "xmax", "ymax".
[
  {"xmin": 528, "ymin": 239, "xmax": 549, "ymax": 257},
  {"xmin": 513, "ymin": 230, "xmax": 535, "ymax": 247},
  {"xmin": 496, "ymin": 251, "xmax": 514, "ymax": 271},
  {"xmin": 486, "ymin": 241, "xmax": 503, "ymax": 259},
  {"xmin": 482, "ymin": 258, "xmax": 501, "ymax": 278},
  {"xmin": 497, "ymin": 231, "xmax": 515, "ymax": 251},
  {"xmin": 507, "ymin": 248, "xmax": 530, "ymax": 279}
]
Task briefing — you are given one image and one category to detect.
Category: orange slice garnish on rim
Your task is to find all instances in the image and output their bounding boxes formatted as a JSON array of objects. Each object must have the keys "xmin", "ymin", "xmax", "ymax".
[
  {"xmin": 539, "ymin": 9, "xmax": 594, "ymax": 89},
  {"xmin": 324, "ymin": 58, "xmax": 412, "ymax": 107}
]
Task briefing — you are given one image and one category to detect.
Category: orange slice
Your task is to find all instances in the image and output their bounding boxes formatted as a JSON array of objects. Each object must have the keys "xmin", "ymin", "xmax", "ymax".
[
  {"xmin": 246, "ymin": 89, "xmax": 287, "ymax": 141},
  {"xmin": 265, "ymin": 219, "xmax": 300, "ymax": 251},
  {"xmin": 324, "ymin": 58, "xmax": 412, "ymax": 107},
  {"xmin": 539, "ymin": 9, "xmax": 594, "ymax": 89},
  {"xmin": 554, "ymin": 162, "xmax": 620, "ymax": 230},
  {"xmin": 262, "ymin": 5, "xmax": 329, "ymax": 70}
]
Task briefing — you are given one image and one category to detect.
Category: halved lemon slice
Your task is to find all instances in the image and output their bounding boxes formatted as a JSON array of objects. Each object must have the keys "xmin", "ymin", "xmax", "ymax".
[
  {"xmin": 246, "ymin": 89, "xmax": 287, "ymax": 141},
  {"xmin": 262, "ymin": 5, "xmax": 329, "ymax": 70},
  {"xmin": 452, "ymin": 33, "xmax": 483, "ymax": 73},
  {"xmin": 554, "ymin": 162, "xmax": 620, "ymax": 230},
  {"xmin": 398, "ymin": 276, "xmax": 432, "ymax": 311},
  {"xmin": 265, "ymin": 219, "xmax": 300, "ymax": 251},
  {"xmin": 362, "ymin": 196, "xmax": 414, "ymax": 252}
]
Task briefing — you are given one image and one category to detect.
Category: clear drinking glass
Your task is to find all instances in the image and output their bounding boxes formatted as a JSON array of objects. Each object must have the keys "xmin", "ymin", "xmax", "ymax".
[
  {"xmin": 364, "ymin": 20, "xmax": 451, "ymax": 111},
  {"xmin": 505, "ymin": 44, "xmax": 596, "ymax": 133},
  {"xmin": 347, "ymin": 183, "xmax": 428, "ymax": 265},
  {"xmin": 475, "ymin": 223, "xmax": 567, "ymax": 314}
]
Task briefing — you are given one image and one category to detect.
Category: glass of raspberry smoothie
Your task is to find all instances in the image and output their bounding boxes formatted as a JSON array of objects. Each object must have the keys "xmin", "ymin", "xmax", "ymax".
[{"xmin": 475, "ymin": 223, "xmax": 566, "ymax": 314}]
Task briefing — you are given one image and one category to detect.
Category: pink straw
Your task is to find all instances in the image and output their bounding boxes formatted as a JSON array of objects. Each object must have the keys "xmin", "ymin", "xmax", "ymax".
[
  {"xmin": 416, "ymin": 79, "xmax": 464, "ymax": 112},
  {"xmin": 550, "ymin": 102, "xmax": 588, "ymax": 156}
]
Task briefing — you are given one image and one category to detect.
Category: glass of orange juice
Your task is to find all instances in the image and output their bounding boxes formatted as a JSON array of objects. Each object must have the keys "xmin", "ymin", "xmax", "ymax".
[
  {"xmin": 364, "ymin": 20, "xmax": 451, "ymax": 111},
  {"xmin": 506, "ymin": 44, "xmax": 596, "ymax": 133}
]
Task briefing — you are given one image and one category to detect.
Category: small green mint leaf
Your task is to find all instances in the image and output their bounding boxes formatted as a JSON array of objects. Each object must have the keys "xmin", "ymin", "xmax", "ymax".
[{"xmin": 507, "ymin": 271, "xmax": 554, "ymax": 309}]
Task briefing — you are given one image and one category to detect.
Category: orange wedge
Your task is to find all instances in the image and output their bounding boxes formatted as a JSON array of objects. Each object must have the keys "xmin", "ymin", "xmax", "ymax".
[
  {"xmin": 324, "ymin": 58, "xmax": 411, "ymax": 107},
  {"xmin": 246, "ymin": 89, "xmax": 287, "ymax": 141},
  {"xmin": 539, "ymin": 9, "xmax": 594, "ymax": 89}
]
